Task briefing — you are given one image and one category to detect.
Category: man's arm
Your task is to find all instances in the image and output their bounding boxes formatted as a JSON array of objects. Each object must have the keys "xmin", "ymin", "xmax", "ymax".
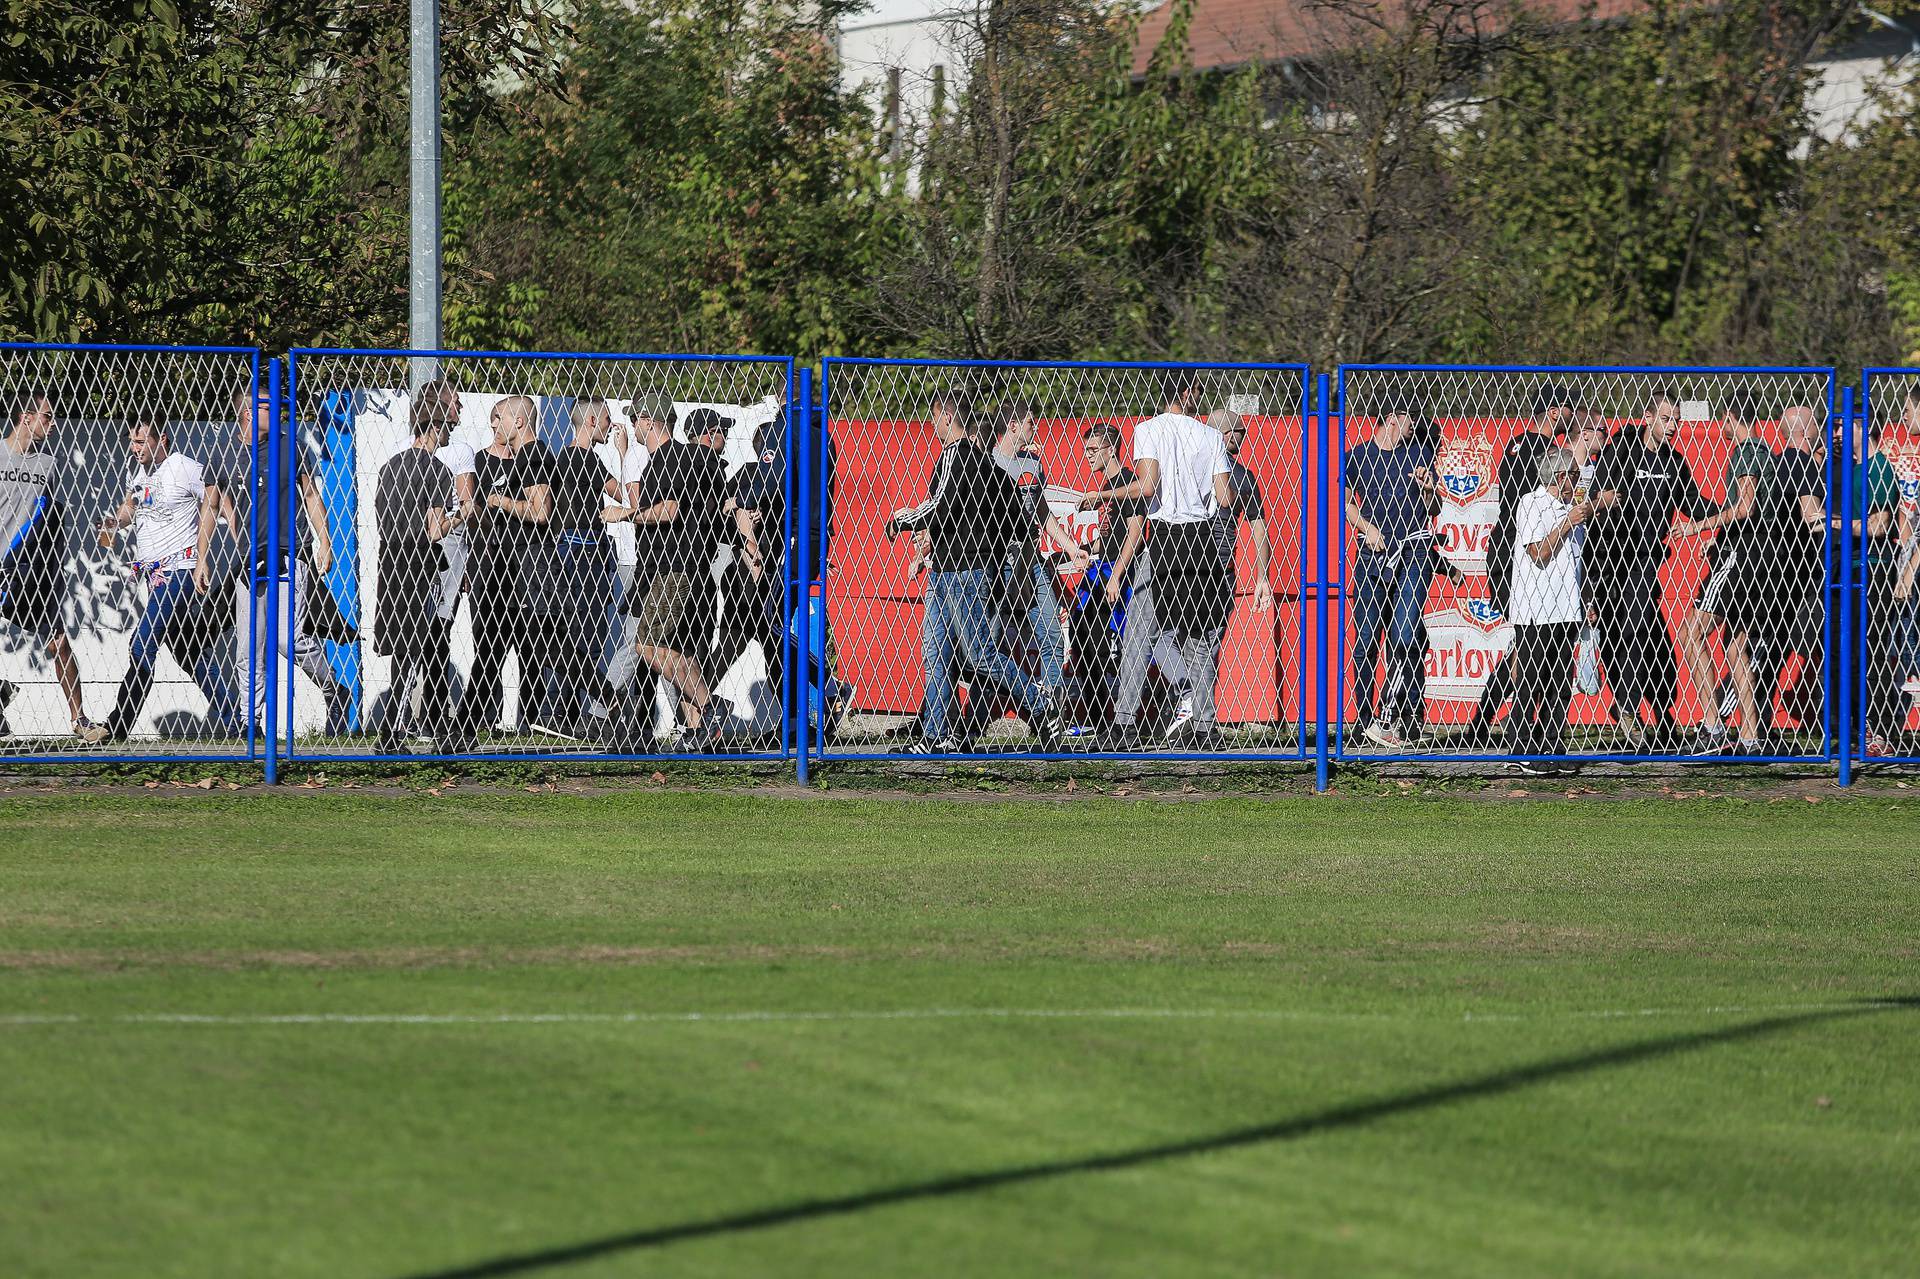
[
  {"xmin": 486, "ymin": 483, "xmax": 552, "ymax": 525},
  {"xmin": 1104, "ymin": 511, "xmax": 1147, "ymax": 603},
  {"xmin": 1346, "ymin": 496, "xmax": 1385, "ymax": 552},
  {"xmin": 890, "ymin": 446, "xmax": 960, "ymax": 533},
  {"xmin": 631, "ymin": 498, "xmax": 680, "ymax": 526},
  {"xmin": 1078, "ymin": 458, "xmax": 1159, "ymax": 508},
  {"xmin": 193, "ymin": 483, "xmax": 222, "ymax": 593},
  {"xmin": 1526, "ymin": 502, "xmax": 1590, "ymax": 566},
  {"xmin": 1041, "ymin": 507, "xmax": 1090, "ymax": 568},
  {"xmin": 1674, "ymin": 474, "xmax": 1758, "ymax": 538},
  {"xmin": 1249, "ymin": 516, "xmax": 1273, "ymax": 611},
  {"xmin": 299, "ymin": 473, "xmax": 333, "ymax": 574}
]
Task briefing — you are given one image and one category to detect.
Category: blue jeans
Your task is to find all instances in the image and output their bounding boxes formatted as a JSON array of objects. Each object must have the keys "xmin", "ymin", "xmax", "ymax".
[
  {"xmin": 921, "ymin": 567, "xmax": 1044, "ymax": 742},
  {"xmin": 1010, "ymin": 558, "xmax": 1065, "ymax": 692},
  {"xmin": 110, "ymin": 568, "xmax": 243, "ymax": 735},
  {"xmin": 1350, "ymin": 547, "xmax": 1427, "ymax": 727}
]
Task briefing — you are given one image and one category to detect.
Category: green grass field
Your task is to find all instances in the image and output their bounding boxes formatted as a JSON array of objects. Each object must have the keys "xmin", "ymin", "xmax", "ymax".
[{"xmin": 1, "ymin": 791, "xmax": 1915, "ymax": 1278}]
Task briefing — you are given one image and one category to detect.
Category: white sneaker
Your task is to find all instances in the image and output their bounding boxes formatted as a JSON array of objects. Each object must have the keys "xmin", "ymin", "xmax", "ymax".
[
  {"xmin": 1363, "ymin": 721, "xmax": 1407, "ymax": 749},
  {"xmin": 1164, "ymin": 694, "xmax": 1195, "ymax": 740}
]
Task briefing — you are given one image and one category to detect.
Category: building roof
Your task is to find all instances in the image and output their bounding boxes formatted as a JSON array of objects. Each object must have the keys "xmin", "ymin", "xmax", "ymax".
[{"xmin": 1130, "ymin": 0, "xmax": 1649, "ymax": 76}]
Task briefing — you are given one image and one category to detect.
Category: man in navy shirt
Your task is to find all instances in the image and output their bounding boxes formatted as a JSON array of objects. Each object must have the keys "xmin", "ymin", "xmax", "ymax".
[{"xmin": 1345, "ymin": 398, "xmax": 1439, "ymax": 748}]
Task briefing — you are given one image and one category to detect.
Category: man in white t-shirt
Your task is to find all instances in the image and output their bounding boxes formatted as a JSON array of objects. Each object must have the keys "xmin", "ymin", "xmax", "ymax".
[
  {"xmin": 1079, "ymin": 372, "xmax": 1233, "ymax": 751},
  {"xmin": 1506, "ymin": 446, "xmax": 1606, "ymax": 770},
  {"xmin": 100, "ymin": 418, "xmax": 243, "ymax": 741}
]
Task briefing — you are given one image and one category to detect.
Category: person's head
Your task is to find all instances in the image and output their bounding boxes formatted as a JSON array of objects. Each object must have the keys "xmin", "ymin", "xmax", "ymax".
[
  {"xmin": 1538, "ymin": 445, "xmax": 1579, "ymax": 499},
  {"xmin": 1571, "ymin": 408, "xmax": 1607, "ymax": 464},
  {"xmin": 1642, "ymin": 388, "xmax": 1680, "ymax": 447},
  {"xmin": 685, "ymin": 407, "xmax": 730, "ymax": 453},
  {"xmin": 128, "ymin": 417, "xmax": 169, "ymax": 466},
  {"xmin": 1718, "ymin": 401, "xmax": 1755, "ymax": 445},
  {"xmin": 930, "ymin": 388, "xmax": 976, "ymax": 444},
  {"xmin": 995, "ymin": 400, "xmax": 1035, "ymax": 452},
  {"xmin": 230, "ymin": 386, "xmax": 270, "ymax": 444},
  {"xmin": 629, "ymin": 392, "xmax": 675, "ymax": 449},
  {"xmin": 1082, "ymin": 421, "xmax": 1123, "ymax": 472},
  {"xmin": 411, "ymin": 378, "xmax": 460, "ymax": 446},
  {"xmin": 569, "ymin": 393, "xmax": 611, "ymax": 445},
  {"xmin": 9, "ymin": 386, "xmax": 54, "ymax": 448},
  {"xmin": 1375, "ymin": 408, "xmax": 1412, "ymax": 449},
  {"xmin": 1158, "ymin": 371, "xmax": 1201, "ymax": 416},
  {"xmin": 488, "ymin": 395, "xmax": 532, "ymax": 449},
  {"xmin": 1532, "ymin": 385, "xmax": 1579, "ymax": 435},
  {"xmin": 1901, "ymin": 388, "xmax": 1920, "ymax": 433},
  {"xmin": 1207, "ymin": 408, "xmax": 1246, "ymax": 457},
  {"xmin": 1781, "ymin": 404, "xmax": 1819, "ymax": 450},
  {"xmin": 755, "ymin": 411, "xmax": 785, "ymax": 466}
]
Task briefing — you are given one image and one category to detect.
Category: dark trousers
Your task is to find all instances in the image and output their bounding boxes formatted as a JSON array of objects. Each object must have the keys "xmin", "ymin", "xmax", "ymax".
[
  {"xmin": 1856, "ymin": 569, "xmax": 1903, "ymax": 741},
  {"xmin": 1511, "ymin": 621, "xmax": 1577, "ymax": 757},
  {"xmin": 550, "ymin": 537, "xmax": 617, "ymax": 725},
  {"xmin": 458, "ymin": 578, "xmax": 532, "ymax": 734},
  {"xmin": 706, "ymin": 557, "xmax": 783, "ymax": 702},
  {"xmin": 382, "ymin": 629, "xmax": 451, "ymax": 748},
  {"xmin": 1593, "ymin": 571, "xmax": 1675, "ymax": 726}
]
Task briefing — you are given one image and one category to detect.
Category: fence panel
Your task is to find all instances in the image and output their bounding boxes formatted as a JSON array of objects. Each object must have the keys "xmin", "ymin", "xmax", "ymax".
[
  {"xmin": 817, "ymin": 358, "xmax": 1312, "ymax": 760},
  {"xmin": 0, "ymin": 342, "xmax": 263, "ymax": 762},
  {"xmin": 1857, "ymin": 370, "xmax": 1920, "ymax": 765},
  {"xmin": 285, "ymin": 350, "xmax": 795, "ymax": 761},
  {"xmin": 1335, "ymin": 365, "xmax": 1834, "ymax": 768}
]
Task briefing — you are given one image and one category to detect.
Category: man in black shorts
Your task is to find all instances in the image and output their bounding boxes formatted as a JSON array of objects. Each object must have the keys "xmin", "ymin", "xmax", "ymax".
[
  {"xmin": 0, "ymin": 387, "xmax": 108, "ymax": 742},
  {"xmin": 372, "ymin": 393, "xmax": 462, "ymax": 753},
  {"xmin": 622, "ymin": 402, "xmax": 729, "ymax": 750}
]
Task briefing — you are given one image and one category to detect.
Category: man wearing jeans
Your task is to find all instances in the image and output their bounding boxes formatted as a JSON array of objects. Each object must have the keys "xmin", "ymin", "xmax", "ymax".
[
  {"xmin": 1080, "ymin": 374, "xmax": 1235, "ymax": 752},
  {"xmin": 1345, "ymin": 401, "xmax": 1439, "ymax": 749},
  {"xmin": 889, "ymin": 389, "xmax": 1061, "ymax": 754},
  {"xmin": 200, "ymin": 387, "xmax": 349, "ymax": 735},
  {"xmin": 991, "ymin": 401, "xmax": 1090, "ymax": 696}
]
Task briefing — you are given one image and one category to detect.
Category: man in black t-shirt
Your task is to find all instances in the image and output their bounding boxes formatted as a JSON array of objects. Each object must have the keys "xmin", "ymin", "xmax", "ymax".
[
  {"xmin": 372, "ymin": 402, "xmax": 460, "ymax": 753},
  {"xmin": 451, "ymin": 396, "xmax": 553, "ymax": 747},
  {"xmin": 1068, "ymin": 422, "xmax": 1147, "ymax": 723},
  {"xmin": 621, "ymin": 405, "xmax": 729, "ymax": 751},
  {"xmin": 707, "ymin": 413, "xmax": 787, "ymax": 724},
  {"xmin": 541, "ymin": 395, "xmax": 628, "ymax": 737},
  {"xmin": 1760, "ymin": 405, "xmax": 1828, "ymax": 734}
]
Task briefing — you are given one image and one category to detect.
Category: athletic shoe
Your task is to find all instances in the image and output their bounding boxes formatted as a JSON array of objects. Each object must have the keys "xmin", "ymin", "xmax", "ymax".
[
  {"xmin": 71, "ymin": 716, "xmax": 108, "ymax": 746},
  {"xmin": 1033, "ymin": 692, "xmax": 1064, "ymax": 752},
  {"xmin": 1186, "ymin": 727, "xmax": 1225, "ymax": 752},
  {"xmin": 0, "ymin": 679, "xmax": 14, "ymax": 737},
  {"xmin": 1164, "ymin": 694, "xmax": 1195, "ymax": 741},
  {"xmin": 1098, "ymin": 723, "xmax": 1143, "ymax": 753},
  {"xmin": 1734, "ymin": 738, "xmax": 1767, "ymax": 757},
  {"xmin": 1615, "ymin": 718, "xmax": 1648, "ymax": 752},
  {"xmin": 1505, "ymin": 760, "xmax": 1548, "ymax": 776},
  {"xmin": 892, "ymin": 736, "xmax": 960, "ymax": 755},
  {"xmin": 1363, "ymin": 720, "xmax": 1407, "ymax": 749},
  {"xmin": 1866, "ymin": 731, "xmax": 1893, "ymax": 758},
  {"xmin": 1686, "ymin": 726, "xmax": 1731, "ymax": 757},
  {"xmin": 375, "ymin": 733, "xmax": 409, "ymax": 756}
]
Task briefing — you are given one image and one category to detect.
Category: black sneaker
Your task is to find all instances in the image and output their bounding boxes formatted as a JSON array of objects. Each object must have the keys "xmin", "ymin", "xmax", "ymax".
[
  {"xmin": 0, "ymin": 678, "xmax": 15, "ymax": 737},
  {"xmin": 1033, "ymin": 693, "xmax": 1064, "ymax": 752},
  {"xmin": 1187, "ymin": 726, "xmax": 1224, "ymax": 752},
  {"xmin": 1686, "ymin": 727, "xmax": 1731, "ymax": 757},
  {"xmin": 1098, "ymin": 723, "xmax": 1142, "ymax": 753}
]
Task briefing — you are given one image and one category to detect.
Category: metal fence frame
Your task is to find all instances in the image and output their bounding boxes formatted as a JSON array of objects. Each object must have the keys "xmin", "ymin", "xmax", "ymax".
[
  {"xmin": 1331, "ymin": 363, "xmax": 1839, "ymax": 770},
  {"xmin": 0, "ymin": 341, "xmax": 266, "ymax": 766},
  {"xmin": 813, "ymin": 356, "xmax": 1316, "ymax": 766},
  {"xmin": 7, "ymin": 344, "xmax": 1917, "ymax": 785},
  {"xmin": 283, "ymin": 347, "xmax": 800, "ymax": 766}
]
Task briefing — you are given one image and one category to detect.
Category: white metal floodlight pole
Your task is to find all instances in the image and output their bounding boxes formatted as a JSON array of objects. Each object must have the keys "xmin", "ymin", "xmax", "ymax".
[{"xmin": 409, "ymin": 0, "xmax": 443, "ymax": 387}]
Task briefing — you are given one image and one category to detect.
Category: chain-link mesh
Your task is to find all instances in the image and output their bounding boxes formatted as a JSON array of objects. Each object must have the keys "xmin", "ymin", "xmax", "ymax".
[
  {"xmin": 1858, "ymin": 370, "xmax": 1920, "ymax": 763},
  {"xmin": 1336, "ymin": 367, "xmax": 1834, "ymax": 765},
  {"xmin": 819, "ymin": 360, "xmax": 1311, "ymax": 758},
  {"xmin": 0, "ymin": 344, "xmax": 262, "ymax": 759},
  {"xmin": 287, "ymin": 352, "xmax": 793, "ymax": 758}
]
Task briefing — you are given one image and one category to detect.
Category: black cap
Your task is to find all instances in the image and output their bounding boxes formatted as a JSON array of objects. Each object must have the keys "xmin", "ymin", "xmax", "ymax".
[
  {"xmin": 1531, "ymin": 384, "xmax": 1579, "ymax": 415},
  {"xmin": 684, "ymin": 407, "xmax": 731, "ymax": 439},
  {"xmin": 1381, "ymin": 393, "xmax": 1425, "ymax": 420}
]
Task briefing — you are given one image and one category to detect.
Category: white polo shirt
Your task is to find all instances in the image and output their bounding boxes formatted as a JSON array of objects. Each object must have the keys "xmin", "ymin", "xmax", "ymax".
[
  {"xmin": 1509, "ymin": 486, "xmax": 1580, "ymax": 626},
  {"xmin": 1132, "ymin": 412, "xmax": 1230, "ymax": 525},
  {"xmin": 130, "ymin": 452, "xmax": 206, "ymax": 566}
]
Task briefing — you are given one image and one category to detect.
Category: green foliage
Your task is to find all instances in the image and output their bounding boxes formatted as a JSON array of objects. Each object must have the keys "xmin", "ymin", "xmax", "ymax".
[{"xmin": 443, "ymin": 0, "xmax": 904, "ymax": 361}]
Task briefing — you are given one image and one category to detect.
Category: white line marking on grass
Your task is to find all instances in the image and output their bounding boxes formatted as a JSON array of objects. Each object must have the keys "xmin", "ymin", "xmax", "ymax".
[{"xmin": 0, "ymin": 1002, "xmax": 1879, "ymax": 1028}]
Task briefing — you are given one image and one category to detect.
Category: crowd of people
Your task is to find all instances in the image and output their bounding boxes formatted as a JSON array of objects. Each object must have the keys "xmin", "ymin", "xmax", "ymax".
[
  {"xmin": 1344, "ymin": 384, "xmax": 1911, "ymax": 767},
  {"xmin": 0, "ymin": 382, "xmax": 793, "ymax": 753},
  {"xmin": 881, "ymin": 372, "xmax": 1279, "ymax": 753},
  {"xmin": 5, "ymin": 372, "xmax": 1917, "ymax": 762}
]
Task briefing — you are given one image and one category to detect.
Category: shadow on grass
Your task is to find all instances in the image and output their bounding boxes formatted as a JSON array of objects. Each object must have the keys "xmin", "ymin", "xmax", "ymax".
[{"xmin": 399, "ymin": 997, "xmax": 1916, "ymax": 1279}]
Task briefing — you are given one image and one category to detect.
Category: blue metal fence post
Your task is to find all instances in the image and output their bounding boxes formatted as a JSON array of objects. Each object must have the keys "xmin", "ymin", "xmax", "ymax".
[
  {"xmin": 1837, "ymin": 385, "xmax": 1855, "ymax": 786},
  {"xmin": 264, "ymin": 358, "xmax": 283, "ymax": 785},
  {"xmin": 795, "ymin": 364, "xmax": 812, "ymax": 787},
  {"xmin": 1315, "ymin": 373, "xmax": 1331, "ymax": 793}
]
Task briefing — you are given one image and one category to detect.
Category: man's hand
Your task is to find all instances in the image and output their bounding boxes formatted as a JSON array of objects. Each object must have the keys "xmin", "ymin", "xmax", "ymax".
[
  {"xmin": 1567, "ymin": 501, "xmax": 1593, "ymax": 528},
  {"xmin": 1077, "ymin": 491, "xmax": 1109, "ymax": 511},
  {"xmin": 487, "ymin": 492, "xmax": 509, "ymax": 511},
  {"xmin": 311, "ymin": 540, "xmax": 332, "ymax": 575},
  {"xmin": 1063, "ymin": 545, "xmax": 1091, "ymax": 571},
  {"xmin": 907, "ymin": 555, "xmax": 928, "ymax": 581},
  {"xmin": 1253, "ymin": 578, "xmax": 1274, "ymax": 612},
  {"xmin": 1361, "ymin": 527, "xmax": 1386, "ymax": 553},
  {"xmin": 1669, "ymin": 519, "xmax": 1698, "ymax": 539},
  {"xmin": 1104, "ymin": 576, "xmax": 1124, "ymax": 605},
  {"xmin": 192, "ymin": 559, "xmax": 210, "ymax": 596},
  {"xmin": 1412, "ymin": 464, "xmax": 1436, "ymax": 491},
  {"xmin": 1593, "ymin": 490, "xmax": 1618, "ymax": 511}
]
